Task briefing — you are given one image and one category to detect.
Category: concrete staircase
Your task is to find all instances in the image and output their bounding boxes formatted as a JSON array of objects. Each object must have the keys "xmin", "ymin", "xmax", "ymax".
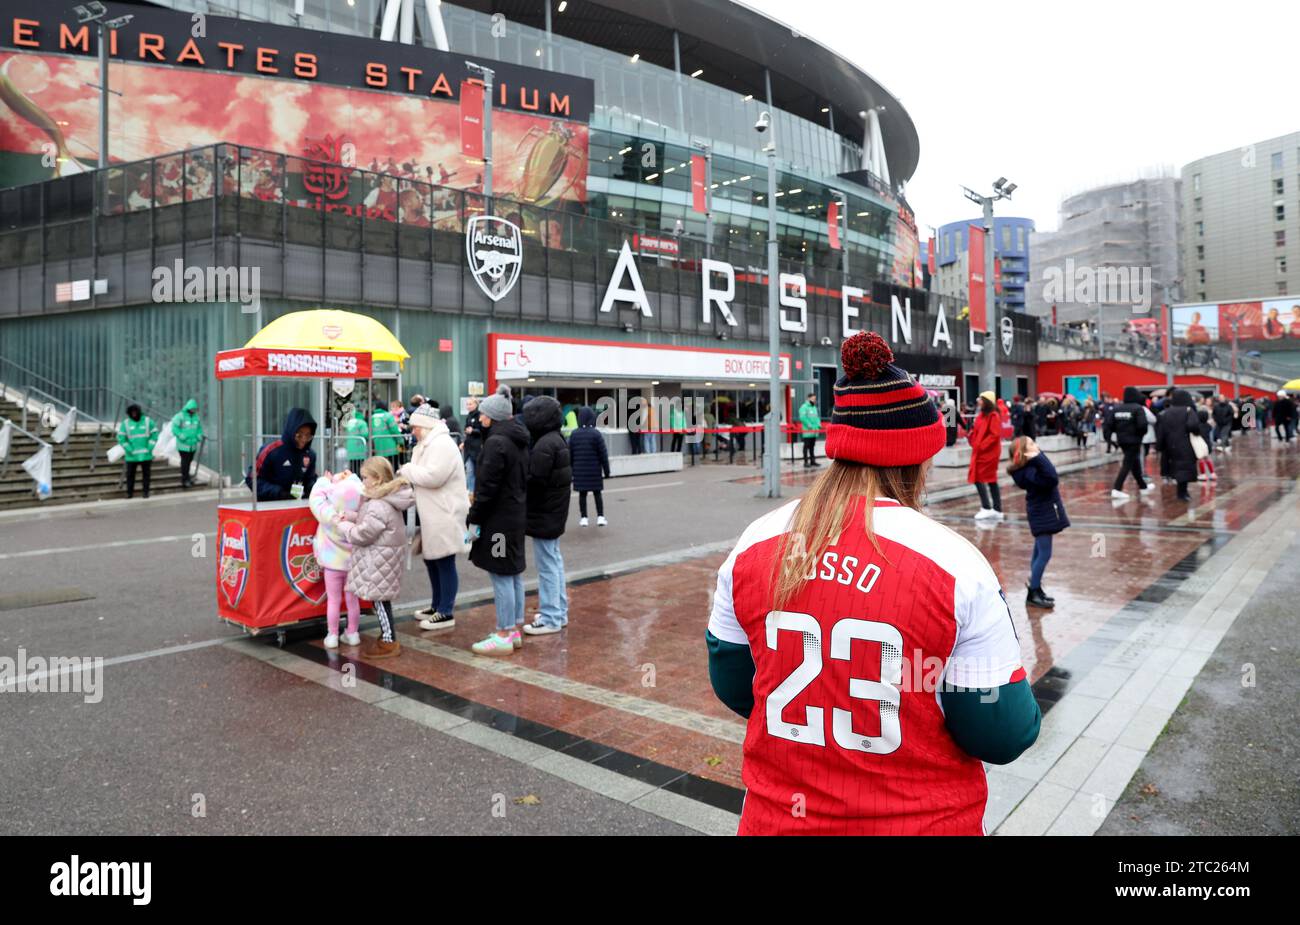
[{"xmin": 0, "ymin": 397, "xmax": 195, "ymax": 510}]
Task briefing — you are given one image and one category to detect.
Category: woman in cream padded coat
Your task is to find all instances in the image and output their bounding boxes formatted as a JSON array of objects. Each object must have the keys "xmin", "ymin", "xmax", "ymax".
[{"xmin": 398, "ymin": 403, "xmax": 469, "ymax": 632}]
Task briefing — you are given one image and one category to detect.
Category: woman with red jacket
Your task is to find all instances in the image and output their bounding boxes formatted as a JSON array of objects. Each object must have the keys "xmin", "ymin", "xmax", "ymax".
[{"xmin": 968, "ymin": 391, "xmax": 1004, "ymax": 521}]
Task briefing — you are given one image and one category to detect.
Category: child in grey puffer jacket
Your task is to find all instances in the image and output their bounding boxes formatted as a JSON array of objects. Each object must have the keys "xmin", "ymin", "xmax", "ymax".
[{"xmin": 337, "ymin": 456, "xmax": 415, "ymax": 659}]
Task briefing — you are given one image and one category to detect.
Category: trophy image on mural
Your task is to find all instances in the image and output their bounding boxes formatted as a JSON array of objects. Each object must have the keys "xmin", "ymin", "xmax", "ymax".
[{"xmin": 515, "ymin": 122, "xmax": 587, "ymax": 207}]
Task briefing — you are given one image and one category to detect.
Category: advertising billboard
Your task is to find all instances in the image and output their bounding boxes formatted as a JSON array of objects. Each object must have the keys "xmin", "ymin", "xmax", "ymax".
[
  {"xmin": 0, "ymin": 0, "xmax": 591, "ymax": 204},
  {"xmin": 1171, "ymin": 297, "xmax": 1300, "ymax": 343}
]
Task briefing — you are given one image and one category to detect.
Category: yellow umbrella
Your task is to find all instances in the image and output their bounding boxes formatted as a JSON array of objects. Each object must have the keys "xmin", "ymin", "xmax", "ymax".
[
  {"xmin": 1282, "ymin": 379, "xmax": 1300, "ymax": 392},
  {"xmin": 245, "ymin": 309, "xmax": 410, "ymax": 364}
]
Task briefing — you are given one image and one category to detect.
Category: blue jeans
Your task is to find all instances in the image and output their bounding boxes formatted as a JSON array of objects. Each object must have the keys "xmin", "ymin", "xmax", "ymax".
[
  {"xmin": 489, "ymin": 572, "xmax": 525, "ymax": 631},
  {"xmin": 424, "ymin": 553, "xmax": 458, "ymax": 615},
  {"xmin": 1030, "ymin": 534, "xmax": 1053, "ymax": 589},
  {"xmin": 532, "ymin": 537, "xmax": 568, "ymax": 627},
  {"xmin": 464, "ymin": 455, "xmax": 476, "ymax": 492}
]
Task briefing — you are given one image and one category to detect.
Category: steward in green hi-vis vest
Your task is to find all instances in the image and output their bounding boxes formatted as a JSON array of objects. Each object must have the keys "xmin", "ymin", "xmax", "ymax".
[
  {"xmin": 170, "ymin": 399, "xmax": 204, "ymax": 452},
  {"xmin": 117, "ymin": 409, "xmax": 158, "ymax": 462},
  {"xmin": 370, "ymin": 407, "xmax": 402, "ymax": 457},
  {"xmin": 345, "ymin": 410, "xmax": 370, "ymax": 461}
]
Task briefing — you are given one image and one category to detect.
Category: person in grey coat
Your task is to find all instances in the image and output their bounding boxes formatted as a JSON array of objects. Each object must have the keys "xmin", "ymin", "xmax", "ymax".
[{"xmin": 337, "ymin": 456, "xmax": 416, "ymax": 659}]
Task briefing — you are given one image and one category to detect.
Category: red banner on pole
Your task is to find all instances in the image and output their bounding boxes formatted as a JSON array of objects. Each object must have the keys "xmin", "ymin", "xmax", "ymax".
[
  {"xmin": 927, "ymin": 235, "xmax": 936, "ymax": 274},
  {"xmin": 828, "ymin": 199, "xmax": 841, "ymax": 250},
  {"xmin": 691, "ymin": 154, "xmax": 707, "ymax": 214},
  {"xmin": 460, "ymin": 80, "xmax": 485, "ymax": 160},
  {"xmin": 994, "ymin": 257, "xmax": 1002, "ymax": 296},
  {"xmin": 968, "ymin": 224, "xmax": 987, "ymax": 333}
]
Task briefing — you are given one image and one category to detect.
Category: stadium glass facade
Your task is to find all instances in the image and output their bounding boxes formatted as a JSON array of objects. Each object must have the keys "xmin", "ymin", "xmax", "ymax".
[{"xmin": 0, "ymin": 0, "xmax": 1039, "ymax": 482}]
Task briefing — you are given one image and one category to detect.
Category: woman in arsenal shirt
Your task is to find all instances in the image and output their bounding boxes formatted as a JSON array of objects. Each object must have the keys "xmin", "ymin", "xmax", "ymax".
[{"xmin": 706, "ymin": 332, "xmax": 1041, "ymax": 835}]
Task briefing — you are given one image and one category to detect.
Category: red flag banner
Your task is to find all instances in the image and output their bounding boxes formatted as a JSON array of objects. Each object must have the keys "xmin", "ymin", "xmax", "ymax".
[
  {"xmin": 994, "ymin": 257, "xmax": 1003, "ymax": 296},
  {"xmin": 691, "ymin": 154, "xmax": 708, "ymax": 214},
  {"xmin": 927, "ymin": 236, "xmax": 936, "ymax": 274},
  {"xmin": 968, "ymin": 224, "xmax": 987, "ymax": 333},
  {"xmin": 460, "ymin": 80, "xmax": 485, "ymax": 160},
  {"xmin": 828, "ymin": 199, "xmax": 841, "ymax": 250}
]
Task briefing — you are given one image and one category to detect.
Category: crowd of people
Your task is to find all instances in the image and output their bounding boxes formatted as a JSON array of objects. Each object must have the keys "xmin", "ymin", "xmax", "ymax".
[
  {"xmin": 243, "ymin": 384, "xmax": 610, "ymax": 660},
  {"xmin": 957, "ymin": 382, "xmax": 1298, "ymax": 614}
]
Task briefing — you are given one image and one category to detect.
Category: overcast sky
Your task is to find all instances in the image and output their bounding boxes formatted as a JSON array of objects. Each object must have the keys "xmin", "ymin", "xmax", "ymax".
[{"xmin": 743, "ymin": 0, "xmax": 1300, "ymax": 234}]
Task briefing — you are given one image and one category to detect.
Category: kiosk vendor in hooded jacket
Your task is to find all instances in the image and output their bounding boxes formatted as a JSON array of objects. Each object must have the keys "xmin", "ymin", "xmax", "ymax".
[{"xmin": 251, "ymin": 407, "xmax": 319, "ymax": 501}]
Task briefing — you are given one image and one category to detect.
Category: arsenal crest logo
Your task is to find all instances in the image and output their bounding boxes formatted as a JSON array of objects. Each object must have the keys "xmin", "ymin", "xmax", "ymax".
[
  {"xmin": 466, "ymin": 215, "xmax": 523, "ymax": 302},
  {"xmin": 218, "ymin": 520, "xmax": 250, "ymax": 609},
  {"xmin": 280, "ymin": 518, "xmax": 326, "ymax": 605}
]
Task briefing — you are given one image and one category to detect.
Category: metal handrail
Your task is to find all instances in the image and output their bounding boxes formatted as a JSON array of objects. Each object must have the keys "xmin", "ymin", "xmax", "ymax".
[
  {"xmin": 23, "ymin": 386, "xmax": 107, "ymax": 471},
  {"xmin": 0, "ymin": 418, "xmax": 51, "ymax": 480}
]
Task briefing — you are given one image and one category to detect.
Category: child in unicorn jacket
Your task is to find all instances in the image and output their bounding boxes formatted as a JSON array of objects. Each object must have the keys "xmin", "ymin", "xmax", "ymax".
[{"xmin": 309, "ymin": 470, "xmax": 365, "ymax": 649}]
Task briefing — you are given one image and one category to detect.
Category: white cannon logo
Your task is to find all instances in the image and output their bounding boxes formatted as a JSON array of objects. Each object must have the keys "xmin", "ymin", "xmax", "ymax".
[
  {"xmin": 466, "ymin": 215, "xmax": 523, "ymax": 303},
  {"xmin": 1001, "ymin": 316, "xmax": 1015, "ymax": 356}
]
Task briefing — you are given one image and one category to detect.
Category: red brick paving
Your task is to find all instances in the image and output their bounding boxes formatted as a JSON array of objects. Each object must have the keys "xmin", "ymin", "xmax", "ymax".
[{"xmin": 331, "ymin": 434, "xmax": 1297, "ymax": 790}]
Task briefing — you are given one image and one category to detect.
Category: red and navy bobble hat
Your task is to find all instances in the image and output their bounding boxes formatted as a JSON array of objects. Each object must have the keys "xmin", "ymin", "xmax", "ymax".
[{"xmin": 824, "ymin": 331, "xmax": 947, "ymax": 467}]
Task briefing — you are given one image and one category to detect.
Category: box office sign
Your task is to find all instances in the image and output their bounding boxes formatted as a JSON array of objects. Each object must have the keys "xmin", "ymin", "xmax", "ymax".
[{"xmin": 491, "ymin": 334, "xmax": 791, "ymax": 384}]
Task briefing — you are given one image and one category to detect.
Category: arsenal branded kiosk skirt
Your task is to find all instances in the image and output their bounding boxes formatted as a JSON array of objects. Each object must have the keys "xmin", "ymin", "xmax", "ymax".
[{"xmin": 217, "ymin": 500, "xmax": 331, "ymax": 632}]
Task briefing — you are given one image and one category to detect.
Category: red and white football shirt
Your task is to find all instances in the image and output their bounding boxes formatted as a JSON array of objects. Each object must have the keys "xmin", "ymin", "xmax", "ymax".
[{"xmin": 709, "ymin": 496, "xmax": 1025, "ymax": 835}]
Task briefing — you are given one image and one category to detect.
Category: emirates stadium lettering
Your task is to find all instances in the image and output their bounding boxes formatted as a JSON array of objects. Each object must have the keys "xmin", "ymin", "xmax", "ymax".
[{"xmin": 266, "ymin": 353, "xmax": 359, "ymax": 375}]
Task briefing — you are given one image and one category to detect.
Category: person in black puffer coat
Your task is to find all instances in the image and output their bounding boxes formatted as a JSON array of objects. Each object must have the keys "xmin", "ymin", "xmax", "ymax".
[
  {"xmin": 522, "ymin": 396, "xmax": 573, "ymax": 636},
  {"xmin": 1103, "ymin": 386, "xmax": 1149, "ymax": 497},
  {"xmin": 1210, "ymin": 395, "xmax": 1234, "ymax": 450},
  {"xmin": 567, "ymin": 406, "xmax": 611, "ymax": 526},
  {"xmin": 1008, "ymin": 436, "xmax": 1070, "ymax": 609},
  {"xmin": 1157, "ymin": 389, "xmax": 1204, "ymax": 501},
  {"xmin": 466, "ymin": 392, "xmax": 530, "ymax": 657}
]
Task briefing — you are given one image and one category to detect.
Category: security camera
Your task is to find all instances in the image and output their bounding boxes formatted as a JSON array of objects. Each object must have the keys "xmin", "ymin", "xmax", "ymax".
[{"xmin": 754, "ymin": 111, "xmax": 771, "ymax": 133}]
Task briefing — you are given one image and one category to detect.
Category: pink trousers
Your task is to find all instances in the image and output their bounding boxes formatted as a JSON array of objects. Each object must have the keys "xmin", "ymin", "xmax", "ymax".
[{"xmin": 324, "ymin": 567, "xmax": 360, "ymax": 636}]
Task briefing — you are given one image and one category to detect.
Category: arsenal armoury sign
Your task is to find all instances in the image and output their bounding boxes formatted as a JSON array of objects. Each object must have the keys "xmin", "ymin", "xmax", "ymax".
[{"xmin": 467, "ymin": 215, "xmax": 523, "ymax": 302}]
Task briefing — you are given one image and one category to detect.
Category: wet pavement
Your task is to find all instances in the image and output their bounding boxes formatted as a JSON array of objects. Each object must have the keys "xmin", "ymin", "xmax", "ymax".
[
  {"xmin": 1, "ymin": 431, "xmax": 1295, "ymax": 833},
  {"xmin": 285, "ymin": 432, "xmax": 1298, "ymax": 827}
]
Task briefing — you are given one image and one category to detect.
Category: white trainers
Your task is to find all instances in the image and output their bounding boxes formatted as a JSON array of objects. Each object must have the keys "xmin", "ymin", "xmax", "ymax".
[
  {"xmin": 1110, "ymin": 489, "xmax": 1130, "ymax": 500},
  {"xmin": 523, "ymin": 617, "xmax": 563, "ymax": 636},
  {"xmin": 418, "ymin": 612, "xmax": 455, "ymax": 631},
  {"xmin": 323, "ymin": 634, "xmax": 339, "ymax": 649},
  {"xmin": 992, "ymin": 510, "xmax": 1005, "ymax": 520},
  {"xmin": 579, "ymin": 517, "xmax": 589, "ymax": 526},
  {"xmin": 1140, "ymin": 483, "xmax": 1157, "ymax": 493},
  {"xmin": 973, "ymin": 508, "xmax": 998, "ymax": 520},
  {"xmin": 341, "ymin": 632, "xmax": 361, "ymax": 647},
  {"xmin": 596, "ymin": 515, "xmax": 608, "ymax": 526}
]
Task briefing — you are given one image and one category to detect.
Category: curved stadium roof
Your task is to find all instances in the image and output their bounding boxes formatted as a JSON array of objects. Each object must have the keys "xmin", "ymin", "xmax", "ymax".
[{"xmin": 450, "ymin": 0, "xmax": 920, "ymax": 185}]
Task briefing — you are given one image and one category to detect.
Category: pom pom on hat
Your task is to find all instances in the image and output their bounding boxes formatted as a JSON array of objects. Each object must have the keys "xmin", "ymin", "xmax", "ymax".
[
  {"xmin": 824, "ymin": 331, "xmax": 945, "ymax": 467},
  {"xmin": 841, "ymin": 331, "xmax": 894, "ymax": 380}
]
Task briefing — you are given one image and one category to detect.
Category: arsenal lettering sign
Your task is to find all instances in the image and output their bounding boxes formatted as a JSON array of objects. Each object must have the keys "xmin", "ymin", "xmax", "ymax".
[{"xmin": 214, "ymin": 348, "xmax": 374, "ymax": 379}]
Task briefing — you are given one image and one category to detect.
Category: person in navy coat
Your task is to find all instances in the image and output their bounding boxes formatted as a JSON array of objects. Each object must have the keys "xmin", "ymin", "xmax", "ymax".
[
  {"xmin": 1008, "ymin": 436, "xmax": 1070, "ymax": 609},
  {"xmin": 567, "ymin": 406, "xmax": 611, "ymax": 526}
]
